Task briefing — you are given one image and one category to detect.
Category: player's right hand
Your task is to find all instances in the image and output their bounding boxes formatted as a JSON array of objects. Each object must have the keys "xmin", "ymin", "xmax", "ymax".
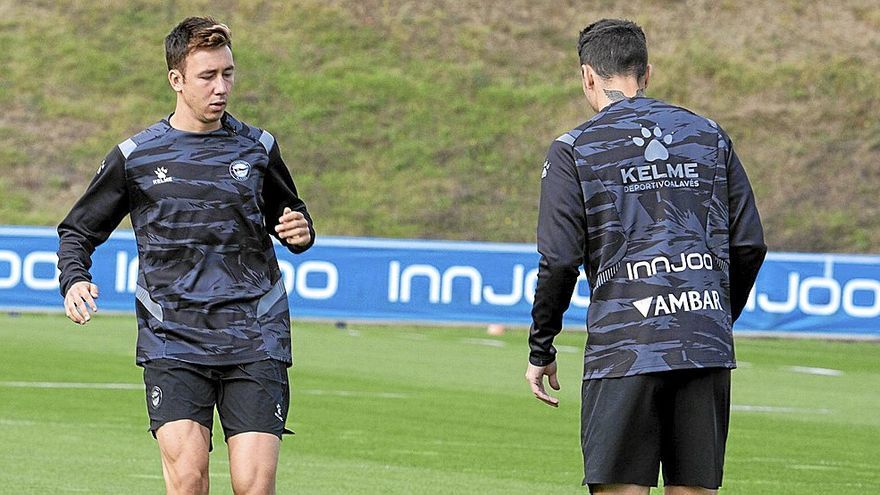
[{"xmin": 64, "ymin": 281, "xmax": 99, "ymax": 325}]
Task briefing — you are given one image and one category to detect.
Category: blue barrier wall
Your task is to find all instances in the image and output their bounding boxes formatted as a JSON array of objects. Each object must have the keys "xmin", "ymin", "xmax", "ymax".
[{"xmin": 1, "ymin": 226, "xmax": 878, "ymax": 337}]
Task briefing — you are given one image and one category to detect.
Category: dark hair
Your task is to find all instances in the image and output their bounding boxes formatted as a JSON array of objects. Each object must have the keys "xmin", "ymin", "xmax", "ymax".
[
  {"xmin": 165, "ymin": 16, "xmax": 232, "ymax": 72},
  {"xmin": 577, "ymin": 19, "xmax": 647, "ymax": 80}
]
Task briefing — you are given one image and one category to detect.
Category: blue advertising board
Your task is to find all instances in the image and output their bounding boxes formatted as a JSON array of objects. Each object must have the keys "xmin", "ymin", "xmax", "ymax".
[{"xmin": 0, "ymin": 226, "xmax": 878, "ymax": 338}]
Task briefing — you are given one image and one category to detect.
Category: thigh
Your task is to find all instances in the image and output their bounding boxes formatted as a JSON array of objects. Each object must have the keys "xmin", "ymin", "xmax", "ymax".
[
  {"xmin": 581, "ymin": 374, "xmax": 663, "ymax": 488},
  {"xmin": 589, "ymin": 484, "xmax": 651, "ymax": 495},
  {"xmin": 659, "ymin": 368, "xmax": 731, "ymax": 489},
  {"xmin": 155, "ymin": 420, "xmax": 212, "ymax": 494},
  {"xmin": 217, "ymin": 359, "xmax": 291, "ymax": 440},
  {"xmin": 228, "ymin": 431, "xmax": 281, "ymax": 493},
  {"xmin": 143, "ymin": 358, "xmax": 218, "ymax": 437}
]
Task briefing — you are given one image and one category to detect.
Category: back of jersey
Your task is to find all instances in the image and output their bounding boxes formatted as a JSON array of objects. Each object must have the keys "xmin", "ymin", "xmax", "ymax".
[{"xmin": 572, "ymin": 98, "xmax": 735, "ymax": 379}]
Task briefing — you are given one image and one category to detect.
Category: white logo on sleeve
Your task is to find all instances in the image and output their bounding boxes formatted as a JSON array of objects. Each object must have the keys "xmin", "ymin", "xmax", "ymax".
[
  {"xmin": 153, "ymin": 167, "xmax": 173, "ymax": 184},
  {"xmin": 541, "ymin": 160, "xmax": 551, "ymax": 179}
]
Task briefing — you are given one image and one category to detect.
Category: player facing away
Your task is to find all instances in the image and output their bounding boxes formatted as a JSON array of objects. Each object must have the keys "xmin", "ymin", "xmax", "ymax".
[
  {"xmin": 57, "ymin": 17, "xmax": 314, "ymax": 495},
  {"xmin": 525, "ymin": 19, "xmax": 766, "ymax": 495}
]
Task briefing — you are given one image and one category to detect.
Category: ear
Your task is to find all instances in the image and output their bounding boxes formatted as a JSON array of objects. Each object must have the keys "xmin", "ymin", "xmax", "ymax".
[
  {"xmin": 642, "ymin": 63, "xmax": 652, "ymax": 90},
  {"xmin": 581, "ymin": 64, "xmax": 595, "ymax": 95},
  {"xmin": 583, "ymin": 65, "xmax": 595, "ymax": 86},
  {"xmin": 168, "ymin": 69, "xmax": 184, "ymax": 93}
]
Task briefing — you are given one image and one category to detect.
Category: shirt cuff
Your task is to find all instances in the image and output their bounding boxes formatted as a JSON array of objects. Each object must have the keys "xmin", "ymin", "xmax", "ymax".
[{"xmin": 529, "ymin": 349, "xmax": 557, "ymax": 367}]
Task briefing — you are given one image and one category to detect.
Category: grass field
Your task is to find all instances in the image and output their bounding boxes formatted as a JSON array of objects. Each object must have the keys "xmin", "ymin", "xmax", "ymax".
[{"xmin": 1, "ymin": 313, "xmax": 878, "ymax": 494}]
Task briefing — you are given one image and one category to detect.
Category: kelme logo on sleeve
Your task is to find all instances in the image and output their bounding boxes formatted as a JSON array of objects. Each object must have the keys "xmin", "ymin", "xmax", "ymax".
[{"xmin": 541, "ymin": 160, "xmax": 551, "ymax": 179}]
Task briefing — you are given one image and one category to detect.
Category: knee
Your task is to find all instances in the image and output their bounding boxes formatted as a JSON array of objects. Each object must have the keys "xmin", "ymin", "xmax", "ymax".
[
  {"xmin": 664, "ymin": 487, "xmax": 717, "ymax": 495},
  {"xmin": 166, "ymin": 467, "xmax": 210, "ymax": 495},
  {"xmin": 231, "ymin": 466, "xmax": 276, "ymax": 495}
]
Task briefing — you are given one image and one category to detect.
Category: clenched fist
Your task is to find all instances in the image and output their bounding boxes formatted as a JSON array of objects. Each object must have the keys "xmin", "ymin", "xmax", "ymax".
[{"xmin": 275, "ymin": 207, "xmax": 311, "ymax": 247}]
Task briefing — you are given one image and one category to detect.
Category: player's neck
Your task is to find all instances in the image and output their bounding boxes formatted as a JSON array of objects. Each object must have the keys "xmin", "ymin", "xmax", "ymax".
[
  {"xmin": 595, "ymin": 79, "xmax": 645, "ymax": 111},
  {"xmin": 169, "ymin": 105, "xmax": 222, "ymax": 133}
]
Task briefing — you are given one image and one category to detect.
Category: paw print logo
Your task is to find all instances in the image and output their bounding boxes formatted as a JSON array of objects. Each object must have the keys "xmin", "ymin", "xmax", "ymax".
[
  {"xmin": 541, "ymin": 160, "xmax": 550, "ymax": 179},
  {"xmin": 632, "ymin": 126, "xmax": 673, "ymax": 162},
  {"xmin": 152, "ymin": 166, "xmax": 173, "ymax": 184}
]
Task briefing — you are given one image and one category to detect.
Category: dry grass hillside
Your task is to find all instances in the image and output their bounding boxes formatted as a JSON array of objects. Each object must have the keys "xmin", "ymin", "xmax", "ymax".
[{"xmin": 1, "ymin": 0, "xmax": 878, "ymax": 252}]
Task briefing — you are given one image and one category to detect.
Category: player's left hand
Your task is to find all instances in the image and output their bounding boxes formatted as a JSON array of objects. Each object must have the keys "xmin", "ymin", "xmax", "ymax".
[
  {"xmin": 526, "ymin": 361, "xmax": 560, "ymax": 407},
  {"xmin": 276, "ymin": 207, "xmax": 311, "ymax": 247},
  {"xmin": 64, "ymin": 281, "xmax": 99, "ymax": 325}
]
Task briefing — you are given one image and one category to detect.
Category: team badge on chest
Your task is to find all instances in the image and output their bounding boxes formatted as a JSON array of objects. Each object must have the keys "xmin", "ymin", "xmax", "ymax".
[{"xmin": 229, "ymin": 160, "xmax": 252, "ymax": 181}]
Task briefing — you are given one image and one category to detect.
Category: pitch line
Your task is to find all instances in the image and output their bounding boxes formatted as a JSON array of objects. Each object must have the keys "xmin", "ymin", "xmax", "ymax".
[
  {"xmin": 299, "ymin": 389, "xmax": 409, "ymax": 399},
  {"xmin": 0, "ymin": 381, "xmax": 142, "ymax": 390},
  {"xmin": 555, "ymin": 345, "xmax": 581, "ymax": 354},
  {"xmin": 0, "ymin": 381, "xmax": 408, "ymax": 399},
  {"xmin": 785, "ymin": 366, "xmax": 844, "ymax": 376},
  {"xmin": 460, "ymin": 338, "xmax": 505, "ymax": 348},
  {"xmin": 731, "ymin": 404, "xmax": 832, "ymax": 414}
]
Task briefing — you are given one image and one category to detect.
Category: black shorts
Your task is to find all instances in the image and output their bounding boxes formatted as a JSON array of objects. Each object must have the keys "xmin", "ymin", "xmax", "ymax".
[
  {"xmin": 581, "ymin": 367, "xmax": 731, "ymax": 490},
  {"xmin": 143, "ymin": 358, "xmax": 292, "ymax": 444}
]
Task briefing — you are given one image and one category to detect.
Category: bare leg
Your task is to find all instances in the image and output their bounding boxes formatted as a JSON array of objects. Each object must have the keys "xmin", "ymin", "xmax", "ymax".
[
  {"xmin": 590, "ymin": 484, "xmax": 651, "ymax": 495},
  {"xmin": 228, "ymin": 431, "xmax": 281, "ymax": 495},
  {"xmin": 665, "ymin": 486, "xmax": 717, "ymax": 495},
  {"xmin": 155, "ymin": 419, "xmax": 211, "ymax": 495}
]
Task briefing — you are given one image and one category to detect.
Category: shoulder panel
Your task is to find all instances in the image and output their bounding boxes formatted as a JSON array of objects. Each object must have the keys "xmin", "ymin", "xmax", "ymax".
[
  {"xmin": 117, "ymin": 138, "xmax": 137, "ymax": 159},
  {"xmin": 223, "ymin": 113, "xmax": 267, "ymax": 147},
  {"xmin": 259, "ymin": 130, "xmax": 275, "ymax": 153},
  {"xmin": 117, "ymin": 121, "xmax": 171, "ymax": 159},
  {"xmin": 555, "ymin": 129, "xmax": 583, "ymax": 146}
]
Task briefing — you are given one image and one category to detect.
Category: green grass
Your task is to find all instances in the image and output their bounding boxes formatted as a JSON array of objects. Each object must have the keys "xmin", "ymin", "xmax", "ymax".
[{"xmin": 0, "ymin": 313, "xmax": 878, "ymax": 494}]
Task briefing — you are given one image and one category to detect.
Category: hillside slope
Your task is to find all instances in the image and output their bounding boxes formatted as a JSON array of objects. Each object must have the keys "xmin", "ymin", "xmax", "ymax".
[{"xmin": 1, "ymin": 0, "xmax": 878, "ymax": 252}]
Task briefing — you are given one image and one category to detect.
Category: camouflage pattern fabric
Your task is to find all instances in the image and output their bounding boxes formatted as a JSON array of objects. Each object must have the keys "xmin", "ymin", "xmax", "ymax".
[
  {"xmin": 530, "ymin": 98, "xmax": 765, "ymax": 380},
  {"xmin": 58, "ymin": 114, "xmax": 313, "ymax": 366}
]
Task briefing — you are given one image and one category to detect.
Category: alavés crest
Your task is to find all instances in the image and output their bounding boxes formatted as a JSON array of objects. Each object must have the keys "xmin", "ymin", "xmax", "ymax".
[{"xmin": 229, "ymin": 160, "xmax": 251, "ymax": 181}]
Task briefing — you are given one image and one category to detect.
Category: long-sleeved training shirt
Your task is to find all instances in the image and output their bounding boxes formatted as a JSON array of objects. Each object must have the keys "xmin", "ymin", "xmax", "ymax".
[
  {"xmin": 58, "ymin": 113, "xmax": 314, "ymax": 366},
  {"xmin": 529, "ymin": 97, "xmax": 766, "ymax": 380}
]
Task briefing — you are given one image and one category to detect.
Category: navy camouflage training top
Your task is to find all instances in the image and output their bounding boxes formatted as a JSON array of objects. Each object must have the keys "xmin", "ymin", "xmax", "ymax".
[
  {"xmin": 529, "ymin": 97, "xmax": 766, "ymax": 380},
  {"xmin": 57, "ymin": 113, "xmax": 314, "ymax": 366}
]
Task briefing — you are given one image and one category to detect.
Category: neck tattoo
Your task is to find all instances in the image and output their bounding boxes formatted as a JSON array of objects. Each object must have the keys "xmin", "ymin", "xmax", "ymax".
[{"xmin": 604, "ymin": 88, "xmax": 646, "ymax": 101}]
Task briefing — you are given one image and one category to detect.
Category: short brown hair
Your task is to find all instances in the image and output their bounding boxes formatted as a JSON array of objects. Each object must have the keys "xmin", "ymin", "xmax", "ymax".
[
  {"xmin": 165, "ymin": 16, "xmax": 232, "ymax": 72},
  {"xmin": 578, "ymin": 19, "xmax": 647, "ymax": 80}
]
